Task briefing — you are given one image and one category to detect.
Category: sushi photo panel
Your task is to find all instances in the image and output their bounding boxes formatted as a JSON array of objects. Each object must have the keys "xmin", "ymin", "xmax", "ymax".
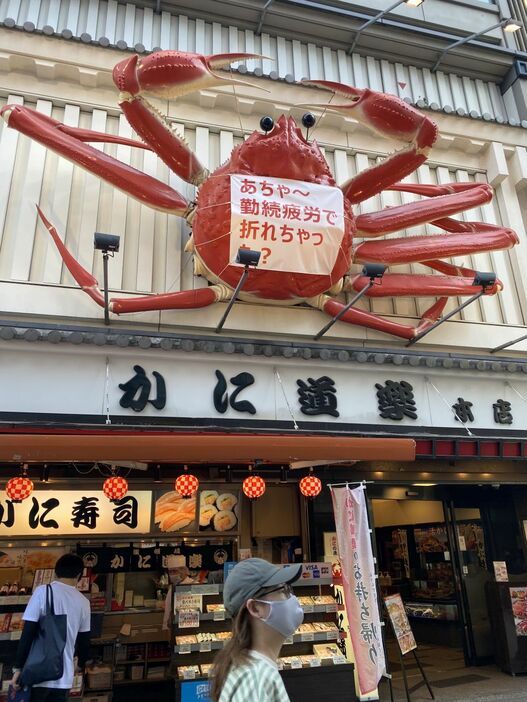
[
  {"xmin": 199, "ymin": 489, "xmax": 240, "ymax": 533},
  {"xmin": 153, "ymin": 491, "xmax": 198, "ymax": 533},
  {"xmin": 152, "ymin": 487, "xmax": 240, "ymax": 534}
]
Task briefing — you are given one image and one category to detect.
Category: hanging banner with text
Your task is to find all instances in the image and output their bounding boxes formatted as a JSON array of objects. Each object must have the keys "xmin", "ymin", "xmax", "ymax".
[
  {"xmin": 331, "ymin": 485, "xmax": 385, "ymax": 696},
  {"xmin": 230, "ymin": 174, "xmax": 345, "ymax": 274},
  {"xmin": 0, "ymin": 491, "xmax": 152, "ymax": 536}
]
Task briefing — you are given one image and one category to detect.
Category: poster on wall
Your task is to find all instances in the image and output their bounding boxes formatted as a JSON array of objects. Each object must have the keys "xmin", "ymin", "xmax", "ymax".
[
  {"xmin": 510, "ymin": 587, "xmax": 527, "ymax": 636},
  {"xmin": 384, "ymin": 594, "xmax": 417, "ymax": 655},
  {"xmin": 0, "ymin": 548, "xmax": 66, "ymax": 588},
  {"xmin": 330, "ymin": 485, "xmax": 385, "ymax": 696},
  {"xmin": 153, "ymin": 488, "xmax": 240, "ymax": 534},
  {"xmin": 414, "ymin": 526, "xmax": 448, "ymax": 553}
]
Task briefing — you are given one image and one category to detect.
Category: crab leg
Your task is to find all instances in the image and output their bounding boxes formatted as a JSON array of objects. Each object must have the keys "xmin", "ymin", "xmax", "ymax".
[
  {"xmin": 303, "ymin": 80, "xmax": 437, "ymax": 204},
  {"xmin": 308, "ymin": 295, "xmax": 448, "ymax": 341},
  {"xmin": 37, "ymin": 208, "xmax": 230, "ymax": 314},
  {"xmin": 355, "ymin": 226, "xmax": 517, "ymax": 266},
  {"xmin": 113, "ymin": 52, "xmax": 262, "ymax": 185},
  {"xmin": 1, "ymin": 105, "xmax": 189, "ymax": 215},
  {"xmin": 355, "ymin": 183, "xmax": 493, "ymax": 236}
]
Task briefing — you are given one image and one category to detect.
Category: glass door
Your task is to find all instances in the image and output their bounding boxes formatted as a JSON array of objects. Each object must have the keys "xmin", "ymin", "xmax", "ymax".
[{"xmin": 443, "ymin": 501, "xmax": 492, "ymax": 665}]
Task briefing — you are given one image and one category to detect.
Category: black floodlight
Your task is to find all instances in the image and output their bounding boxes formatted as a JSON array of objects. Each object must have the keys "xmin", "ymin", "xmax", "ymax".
[
  {"xmin": 216, "ymin": 248, "xmax": 261, "ymax": 333},
  {"xmin": 236, "ymin": 248, "xmax": 261, "ymax": 266},
  {"xmin": 314, "ymin": 263, "xmax": 386, "ymax": 340},
  {"xmin": 94, "ymin": 232, "xmax": 120, "ymax": 253},
  {"xmin": 473, "ymin": 271, "xmax": 497, "ymax": 290},
  {"xmin": 94, "ymin": 232, "xmax": 121, "ymax": 325},
  {"xmin": 408, "ymin": 270, "xmax": 497, "ymax": 346}
]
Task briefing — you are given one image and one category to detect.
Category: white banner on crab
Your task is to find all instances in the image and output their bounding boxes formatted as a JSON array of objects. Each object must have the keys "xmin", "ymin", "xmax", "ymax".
[{"xmin": 230, "ymin": 174, "xmax": 345, "ymax": 274}]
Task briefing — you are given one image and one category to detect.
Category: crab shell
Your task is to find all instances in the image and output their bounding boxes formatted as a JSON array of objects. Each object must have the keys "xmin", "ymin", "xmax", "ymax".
[{"xmin": 191, "ymin": 115, "xmax": 355, "ymax": 303}]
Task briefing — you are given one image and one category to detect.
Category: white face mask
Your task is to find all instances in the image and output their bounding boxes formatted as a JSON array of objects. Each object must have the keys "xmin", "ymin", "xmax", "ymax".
[{"xmin": 255, "ymin": 595, "xmax": 304, "ymax": 638}]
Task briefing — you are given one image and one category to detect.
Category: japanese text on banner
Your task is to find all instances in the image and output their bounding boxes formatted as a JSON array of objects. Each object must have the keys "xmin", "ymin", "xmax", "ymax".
[
  {"xmin": 331, "ymin": 485, "xmax": 385, "ymax": 695},
  {"xmin": 230, "ymin": 174, "xmax": 345, "ymax": 274}
]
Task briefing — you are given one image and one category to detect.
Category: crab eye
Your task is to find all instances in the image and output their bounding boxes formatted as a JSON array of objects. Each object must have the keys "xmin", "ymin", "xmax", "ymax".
[
  {"xmin": 260, "ymin": 116, "xmax": 274, "ymax": 134},
  {"xmin": 302, "ymin": 113, "xmax": 316, "ymax": 129}
]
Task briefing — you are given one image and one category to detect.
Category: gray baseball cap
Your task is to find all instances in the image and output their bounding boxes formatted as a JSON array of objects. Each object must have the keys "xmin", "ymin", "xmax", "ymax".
[{"xmin": 223, "ymin": 558, "xmax": 302, "ymax": 616}]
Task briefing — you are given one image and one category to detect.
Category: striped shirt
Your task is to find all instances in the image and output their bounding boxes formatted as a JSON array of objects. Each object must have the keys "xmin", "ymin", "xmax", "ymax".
[{"xmin": 219, "ymin": 651, "xmax": 291, "ymax": 702}]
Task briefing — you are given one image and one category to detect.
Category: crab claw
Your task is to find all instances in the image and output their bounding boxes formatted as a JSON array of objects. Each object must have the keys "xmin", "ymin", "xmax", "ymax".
[
  {"xmin": 301, "ymin": 79, "xmax": 437, "ymax": 150},
  {"xmin": 113, "ymin": 51, "xmax": 268, "ymax": 100}
]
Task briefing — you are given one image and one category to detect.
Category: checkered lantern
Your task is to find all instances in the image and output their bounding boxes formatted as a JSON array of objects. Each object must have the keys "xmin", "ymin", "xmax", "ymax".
[
  {"xmin": 5, "ymin": 476, "xmax": 34, "ymax": 502},
  {"xmin": 242, "ymin": 474, "xmax": 266, "ymax": 500},
  {"xmin": 103, "ymin": 476, "xmax": 129, "ymax": 501},
  {"xmin": 299, "ymin": 475, "xmax": 322, "ymax": 498},
  {"xmin": 175, "ymin": 472, "xmax": 199, "ymax": 498}
]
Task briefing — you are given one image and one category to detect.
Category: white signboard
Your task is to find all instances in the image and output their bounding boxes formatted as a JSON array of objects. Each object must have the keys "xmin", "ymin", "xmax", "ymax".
[
  {"xmin": 230, "ymin": 174, "xmax": 345, "ymax": 274},
  {"xmin": 0, "ymin": 490, "xmax": 151, "ymax": 536},
  {"xmin": 0, "ymin": 344, "xmax": 525, "ymax": 433}
]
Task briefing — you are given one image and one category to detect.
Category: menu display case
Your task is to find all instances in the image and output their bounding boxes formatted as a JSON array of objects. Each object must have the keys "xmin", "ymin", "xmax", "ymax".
[{"xmin": 172, "ymin": 565, "xmax": 357, "ymax": 702}]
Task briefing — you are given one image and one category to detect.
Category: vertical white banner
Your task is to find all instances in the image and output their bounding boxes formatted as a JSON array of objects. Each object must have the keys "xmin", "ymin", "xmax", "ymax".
[{"xmin": 331, "ymin": 485, "xmax": 385, "ymax": 695}]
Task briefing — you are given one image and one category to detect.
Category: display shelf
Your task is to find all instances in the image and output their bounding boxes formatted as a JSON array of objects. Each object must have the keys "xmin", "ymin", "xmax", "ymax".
[
  {"xmin": 105, "ymin": 608, "xmax": 164, "ymax": 616},
  {"xmin": 174, "ymin": 630, "xmax": 339, "ymax": 653},
  {"xmin": 182, "ymin": 603, "xmax": 338, "ymax": 622},
  {"xmin": 175, "ymin": 584, "xmax": 223, "ymax": 594},
  {"xmin": 0, "ymin": 597, "xmax": 30, "ymax": 607},
  {"xmin": 0, "ymin": 632, "xmax": 21, "ymax": 642}
]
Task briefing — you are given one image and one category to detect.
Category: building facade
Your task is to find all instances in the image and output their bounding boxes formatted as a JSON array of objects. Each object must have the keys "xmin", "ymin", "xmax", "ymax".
[{"xmin": 2, "ymin": 0, "xmax": 527, "ymax": 690}]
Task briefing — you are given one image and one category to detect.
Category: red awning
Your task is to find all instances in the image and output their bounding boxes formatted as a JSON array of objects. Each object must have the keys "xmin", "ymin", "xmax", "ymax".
[{"xmin": 0, "ymin": 432, "xmax": 415, "ymax": 463}]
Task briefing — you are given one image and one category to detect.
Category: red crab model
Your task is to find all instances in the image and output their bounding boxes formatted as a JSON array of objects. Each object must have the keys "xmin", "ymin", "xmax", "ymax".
[{"xmin": 1, "ymin": 51, "xmax": 518, "ymax": 340}]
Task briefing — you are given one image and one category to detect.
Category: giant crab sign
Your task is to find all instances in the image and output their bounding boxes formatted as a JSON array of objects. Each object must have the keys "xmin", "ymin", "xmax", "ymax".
[{"xmin": 1, "ymin": 51, "xmax": 519, "ymax": 340}]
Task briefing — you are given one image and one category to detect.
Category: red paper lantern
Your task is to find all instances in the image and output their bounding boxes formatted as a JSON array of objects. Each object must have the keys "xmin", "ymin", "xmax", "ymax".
[
  {"xmin": 5, "ymin": 476, "xmax": 34, "ymax": 503},
  {"xmin": 103, "ymin": 476, "xmax": 128, "ymax": 501},
  {"xmin": 299, "ymin": 475, "xmax": 322, "ymax": 498},
  {"xmin": 243, "ymin": 474, "xmax": 266, "ymax": 500},
  {"xmin": 175, "ymin": 472, "xmax": 199, "ymax": 498}
]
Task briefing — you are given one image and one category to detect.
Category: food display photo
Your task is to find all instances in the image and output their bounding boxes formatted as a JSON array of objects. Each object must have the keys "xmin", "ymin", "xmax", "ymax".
[
  {"xmin": 199, "ymin": 489, "xmax": 240, "ymax": 533},
  {"xmin": 510, "ymin": 587, "xmax": 527, "ymax": 636},
  {"xmin": 154, "ymin": 491, "xmax": 197, "ymax": 532}
]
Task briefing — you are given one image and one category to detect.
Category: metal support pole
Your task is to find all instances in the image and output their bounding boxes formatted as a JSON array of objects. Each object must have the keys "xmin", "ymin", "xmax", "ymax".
[
  {"xmin": 491, "ymin": 332, "xmax": 527, "ymax": 354},
  {"xmin": 347, "ymin": 0, "xmax": 405, "ymax": 55},
  {"xmin": 215, "ymin": 266, "xmax": 250, "ymax": 333},
  {"xmin": 406, "ymin": 291, "xmax": 484, "ymax": 346},
  {"xmin": 431, "ymin": 19, "xmax": 506, "ymax": 72},
  {"xmin": 314, "ymin": 280, "xmax": 374, "ymax": 340},
  {"xmin": 412, "ymin": 649, "xmax": 435, "ymax": 700},
  {"xmin": 102, "ymin": 252, "xmax": 110, "ymax": 326}
]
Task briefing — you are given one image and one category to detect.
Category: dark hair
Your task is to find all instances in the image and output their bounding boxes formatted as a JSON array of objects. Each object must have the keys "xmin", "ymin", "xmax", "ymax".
[
  {"xmin": 210, "ymin": 584, "xmax": 278, "ymax": 701},
  {"xmin": 210, "ymin": 606, "xmax": 252, "ymax": 702},
  {"xmin": 55, "ymin": 554, "xmax": 84, "ymax": 579}
]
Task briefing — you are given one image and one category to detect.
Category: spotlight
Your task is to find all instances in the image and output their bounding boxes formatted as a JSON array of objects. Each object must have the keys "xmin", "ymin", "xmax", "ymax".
[
  {"xmin": 504, "ymin": 19, "xmax": 522, "ymax": 32},
  {"xmin": 473, "ymin": 272, "xmax": 497, "ymax": 290},
  {"xmin": 236, "ymin": 248, "xmax": 261, "ymax": 267},
  {"xmin": 93, "ymin": 232, "xmax": 121, "ymax": 325},
  {"xmin": 362, "ymin": 263, "xmax": 387, "ymax": 280},
  {"xmin": 94, "ymin": 232, "xmax": 120, "ymax": 253},
  {"xmin": 260, "ymin": 116, "xmax": 274, "ymax": 133}
]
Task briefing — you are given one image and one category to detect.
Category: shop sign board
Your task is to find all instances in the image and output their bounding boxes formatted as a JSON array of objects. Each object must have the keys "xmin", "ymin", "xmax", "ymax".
[
  {"xmin": 0, "ymin": 491, "xmax": 151, "ymax": 536},
  {"xmin": 330, "ymin": 485, "xmax": 385, "ymax": 695},
  {"xmin": 384, "ymin": 594, "xmax": 417, "ymax": 655},
  {"xmin": 1, "ymin": 346, "xmax": 526, "ymax": 435},
  {"xmin": 180, "ymin": 680, "xmax": 210, "ymax": 702}
]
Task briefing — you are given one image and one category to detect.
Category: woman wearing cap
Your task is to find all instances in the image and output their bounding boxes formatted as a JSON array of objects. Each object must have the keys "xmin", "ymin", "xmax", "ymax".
[{"xmin": 211, "ymin": 558, "xmax": 303, "ymax": 702}]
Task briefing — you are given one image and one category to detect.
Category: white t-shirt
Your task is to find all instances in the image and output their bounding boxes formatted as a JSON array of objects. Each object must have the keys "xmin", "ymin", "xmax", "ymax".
[{"xmin": 23, "ymin": 581, "xmax": 91, "ymax": 689}]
